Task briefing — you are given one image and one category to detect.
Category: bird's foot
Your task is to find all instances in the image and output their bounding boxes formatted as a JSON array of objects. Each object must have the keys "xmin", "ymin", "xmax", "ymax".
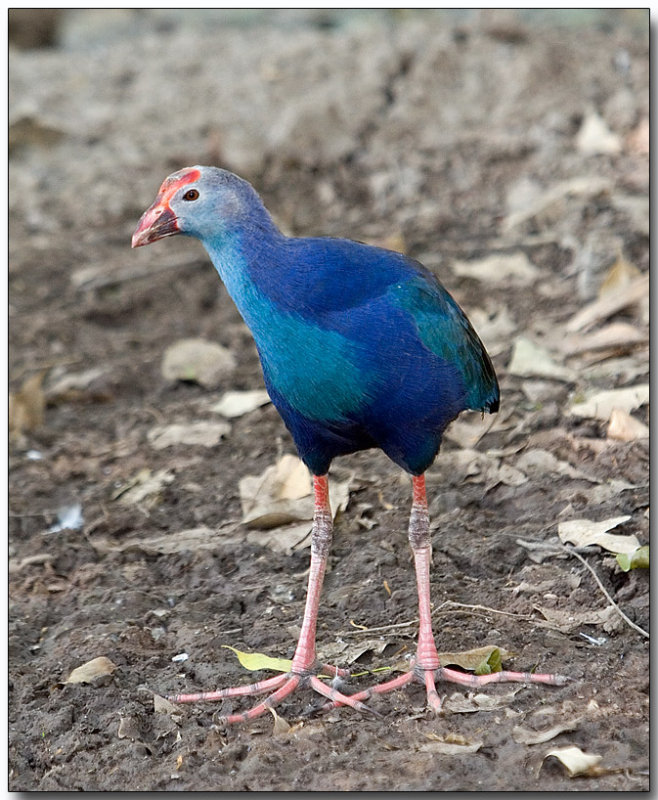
[
  {"xmin": 324, "ymin": 659, "xmax": 571, "ymax": 714},
  {"xmin": 167, "ymin": 662, "xmax": 381, "ymax": 724}
]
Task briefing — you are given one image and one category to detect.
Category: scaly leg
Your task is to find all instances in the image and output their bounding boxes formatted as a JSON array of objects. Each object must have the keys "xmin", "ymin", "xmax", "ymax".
[
  {"xmin": 169, "ymin": 474, "xmax": 375, "ymax": 722},
  {"xmin": 327, "ymin": 474, "xmax": 569, "ymax": 712}
]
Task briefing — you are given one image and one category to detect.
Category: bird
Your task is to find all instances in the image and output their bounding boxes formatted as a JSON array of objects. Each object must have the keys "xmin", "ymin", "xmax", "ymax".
[{"xmin": 132, "ymin": 166, "xmax": 566, "ymax": 723}]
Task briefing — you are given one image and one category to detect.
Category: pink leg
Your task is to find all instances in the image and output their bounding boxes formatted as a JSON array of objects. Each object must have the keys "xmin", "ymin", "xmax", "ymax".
[
  {"xmin": 168, "ymin": 474, "xmax": 375, "ymax": 723},
  {"xmin": 326, "ymin": 474, "xmax": 569, "ymax": 712}
]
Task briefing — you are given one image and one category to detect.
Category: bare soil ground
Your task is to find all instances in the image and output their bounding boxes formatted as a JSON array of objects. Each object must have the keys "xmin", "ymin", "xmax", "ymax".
[{"xmin": 9, "ymin": 10, "xmax": 649, "ymax": 791}]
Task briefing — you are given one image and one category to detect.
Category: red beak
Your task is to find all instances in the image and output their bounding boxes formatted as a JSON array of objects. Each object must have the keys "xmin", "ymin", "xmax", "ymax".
[{"xmin": 131, "ymin": 202, "xmax": 180, "ymax": 248}]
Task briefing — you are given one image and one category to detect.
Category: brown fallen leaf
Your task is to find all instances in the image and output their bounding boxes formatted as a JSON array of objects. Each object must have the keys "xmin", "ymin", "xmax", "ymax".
[
  {"xmin": 534, "ymin": 605, "xmax": 617, "ymax": 635},
  {"xmin": 161, "ymin": 337, "xmax": 236, "ymax": 389},
  {"xmin": 45, "ymin": 367, "xmax": 108, "ymax": 404},
  {"xmin": 565, "ymin": 274, "xmax": 648, "ymax": 333},
  {"xmin": 9, "ymin": 371, "xmax": 46, "ymax": 438},
  {"xmin": 503, "ymin": 176, "xmax": 612, "ymax": 233},
  {"xmin": 443, "ymin": 688, "xmax": 522, "ymax": 714},
  {"xmin": 153, "ymin": 694, "xmax": 180, "ymax": 715},
  {"xmin": 420, "ymin": 732, "xmax": 482, "ymax": 755},
  {"xmin": 508, "ymin": 336, "xmax": 577, "ymax": 382},
  {"xmin": 317, "ymin": 637, "xmax": 393, "ymax": 668},
  {"xmin": 560, "ymin": 321, "xmax": 646, "ymax": 357},
  {"xmin": 451, "ymin": 251, "xmax": 539, "ymax": 285},
  {"xmin": 113, "ymin": 468, "xmax": 175, "ymax": 507},
  {"xmin": 568, "ymin": 384, "xmax": 649, "ymax": 421},
  {"xmin": 89, "ymin": 525, "xmax": 238, "ymax": 556},
  {"xmin": 598, "ymin": 252, "xmax": 641, "ymax": 299},
  {"xmin": 245, "ymin": 522, "xmax": 313, "ymax": 554},
  {"xmin": 515, "ymin": 449, "xmax": 600, "ymax": 484},
  {"xmin": 239, "ymin": 455, "xmax": 350, "ymax": 530},
  {"xmin": 211, "ymin": 389, "xmax": 270, "ymax": 418},
  {"xmin": 576, "ymin": 110, "xmax": 621, "ymax": 156},
  {"xmin": 513, "ymin": 717, "xmax": 582, "ymax": 745},
  {"xmin": 606, "ymin": 407, "xmax": 649, "ymax": 442},
  {"xmin": 65, "ymin": 656, "xmax": 117, "ymax": 684},
  {"xmin": 268, "ymin": 707, "xmax": 291, "ymax": 735},
  {"xmin": 543, "ymin": 745, "xmax": 604, "ymax": 777},
  {"xmin": 557, "ymin": 516, "xmax": 638, "ymax": 553},
  {"xmin": 147, "ymin": 420, "xmax": 230, "ymax": 449},
  {"xmin": 117, "ymin": 715, "xmax": 141, "ymax": 740}
]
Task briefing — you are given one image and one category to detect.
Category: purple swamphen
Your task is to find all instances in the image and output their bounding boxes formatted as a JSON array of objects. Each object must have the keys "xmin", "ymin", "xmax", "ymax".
[{"xmin": 132, "ymin": 167, "xmax": 566, "ymax": 723}]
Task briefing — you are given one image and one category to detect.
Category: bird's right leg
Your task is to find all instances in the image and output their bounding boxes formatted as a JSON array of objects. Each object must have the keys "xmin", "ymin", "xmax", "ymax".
[
  {"xmin": 169, "ymin": 474, "xmax": 373, "ymax": 723},
  {"xmin": 324, "ymin": 474, "xmax": 568, "ymax": 713}
]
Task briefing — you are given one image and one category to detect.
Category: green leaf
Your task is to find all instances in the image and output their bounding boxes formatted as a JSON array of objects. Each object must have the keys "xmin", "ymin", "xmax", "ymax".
[
  {"xmin": 475, "ymin": 647, "xmax": 503, "ymax": 676},
  {"xmin": 222, "ymin": 645, "xmax": 292, "ymax": 673},
  {"xmin": 616, "ymin": 545, "xmax": 649, "ymax": 572}
]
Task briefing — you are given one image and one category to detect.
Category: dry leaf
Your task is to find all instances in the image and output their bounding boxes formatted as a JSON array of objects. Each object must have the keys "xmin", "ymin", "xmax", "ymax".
[
  {"xmin": 89, "ymin": 525, "xmax": 237, "ymax": 556},
  {"xmin": 515, "ymin": 449, "xmax": 600, "ymax": 484},
  {"xmin": 503, "ymin": 176, "xmax": 611, "ymax": 233},
  {"xmin": 508, "ymin": 337, "xmax": 577, "ymax": 382},
  {"xmin": 419, "ymin": 732, "xmax": 482, "ymax": 755},
  {"xmin": 569, "ymin": 384, "xmax": 649, "ymax": 421},
  {"xmin": 245, "ymin": 522, "xmax": 313, "ymax": 554},
  {"xmin": 435, "ymin": 448, "xmax": 527, "ymax": 489},
  {"xmin": 606, "ymin": 408, "xmax": 649, "ymax": 441},
  {"xmin": 598, "ymin": 252, "xmax": 641, "ymax": 299},
  {"xmin": 543, "ymin": 745, "xmax": 603, "ymax": 777},
  {"xmin": 565, "ymin": 274, "xmax": 648, "ymax": 332},
  {"xmin": 9, "ymin": 371, "xmax": 46, "ymax": 437},
  {"xmin": 535, "ymin": 605, "xmax": 617, "ymax": 634},
  {"xmin": 45, "ymin": 367, "xmax": 106, "ymax": 403},
  {"xmin": 113, "ymin": 468, "xmax": 175, "ymax": 507},
  {"xmin": 576, "ymin": 110, "xmax": 621, "ymax": 156},
  {"xmin": 147, "ymin": 420, "xmax": 230, "ymax": 449},
  {"xmin": 153, "ymin": 694, "xmax": 180, "ymax": 715},
  {"xmin": 117, "ymin": 716, "xmax": 141, "ymax": 740},
  {"xmin": 211, "ymin": 389, "xmax": 270, "ymax": 418},
  {"xmin": 161, "ymin": 338, "xmax": 236, "ymax": 389},
  {"xmin": 318, "ymin": 637, "xmax": 393, "ymax": 667},
  {"xmin": 239, "ymin": 455, "xmax": 350, "ymax": 529},
  {"xmin": 560, "ymin": 322, "xmax": 646, "ymax": 357},
  {"xmin": 451, "ymin": 252, "xmax": 538, "ymax": 285},
  {"xmin": 437, "ymin": 645, "xmax": 511, "ymax": 673},
  {"xmin": 513, "ymin": 717, "xmax": 581, "ymax": 745},
  {"xmin": 443, "ymin": 689, "xmax": 522, "ymax": 714},
  {"xmin": 558, "ymin": 516, "xmax": 638, "ymax": 553},
  {"xmin": 268, "ymin": 707, "xmax": 291, "ymax": 735},
  {"xmin": 65, "ymin": 656, "xmax": 117, "ymax": 684}
]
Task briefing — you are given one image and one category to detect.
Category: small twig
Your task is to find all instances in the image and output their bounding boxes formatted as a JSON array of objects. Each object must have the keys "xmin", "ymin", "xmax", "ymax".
[
  {"xmin": 340, "ymin": 617, "xmax": 420, "ymax": 636},
  {"xmin": 564, "ymin": 544, "xmax": 649, "ymax": 639},
  {"xmin": 434, "ymin": 600, "xmax": 534, "ymax": 621},
  {"xmin": 340, "ymin": 600, "xmax": 535, "ymax": 636}
]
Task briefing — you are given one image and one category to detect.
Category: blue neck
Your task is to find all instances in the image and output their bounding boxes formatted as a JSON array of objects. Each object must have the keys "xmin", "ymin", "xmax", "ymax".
[{"xmin": 201, "ymin": 227, "xmax": 284, "ymax": 337}]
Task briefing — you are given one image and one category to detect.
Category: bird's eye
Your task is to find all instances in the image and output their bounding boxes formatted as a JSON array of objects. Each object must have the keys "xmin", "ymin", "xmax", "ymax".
[{"xmin": 182, "ymin": 189, "xmax": 199, "ymax": 201}]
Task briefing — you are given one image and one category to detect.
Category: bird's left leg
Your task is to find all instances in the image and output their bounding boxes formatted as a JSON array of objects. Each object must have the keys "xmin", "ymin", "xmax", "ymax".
[{"xmin": 169, "ymin": 474, "xmax": 373, "ymax": 722}]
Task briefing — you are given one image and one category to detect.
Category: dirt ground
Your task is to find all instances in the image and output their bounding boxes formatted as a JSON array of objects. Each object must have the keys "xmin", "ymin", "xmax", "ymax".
[{"xmin": 8, "ymin": 10, "xmax": 649, "ymax": 791}]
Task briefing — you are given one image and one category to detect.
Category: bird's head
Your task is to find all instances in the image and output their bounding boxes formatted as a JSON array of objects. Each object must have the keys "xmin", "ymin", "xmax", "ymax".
[{"xmin": 131, "ymin": 166, "xmax": 264, "ymax": 248}]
